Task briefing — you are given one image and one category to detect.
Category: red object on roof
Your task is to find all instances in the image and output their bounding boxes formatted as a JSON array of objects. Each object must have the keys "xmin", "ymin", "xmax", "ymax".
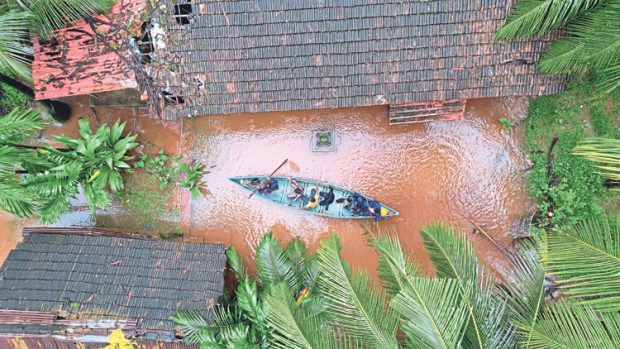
[{"xmin": 32, "ymin": 0, "xmax": 142, "ymax": 100}]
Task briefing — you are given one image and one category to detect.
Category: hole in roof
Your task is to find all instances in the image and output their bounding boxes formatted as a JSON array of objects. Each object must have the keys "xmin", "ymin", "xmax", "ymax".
[
  {"xmin": 163, "ymin": 91, "xmax": 185, "ymax": 105},
  {"xmin": 174, "ymin": 2, "xmax": 192, "ymax": 25}
]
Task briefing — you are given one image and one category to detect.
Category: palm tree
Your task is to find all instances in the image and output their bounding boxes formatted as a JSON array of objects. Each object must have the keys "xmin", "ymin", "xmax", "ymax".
[
  {"xmin": 496, "ymin": 0, "xmax": 620, "ymax": 94},
  {"xmin": 573, "ymin": 137, "xmax": 620, "ymax": 186},
  {"xmin": 173, "ymin": 217, "xmax": 620, "ymax": 348},
  {"xmin": 0, "ymin": 111, "xmax": 138, "ymax": 223}
]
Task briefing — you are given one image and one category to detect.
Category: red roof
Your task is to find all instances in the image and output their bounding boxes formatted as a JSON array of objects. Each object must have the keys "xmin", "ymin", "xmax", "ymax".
[{"xmin": 32, "ymin": 0, "xmax": 142, "ymax": 100}]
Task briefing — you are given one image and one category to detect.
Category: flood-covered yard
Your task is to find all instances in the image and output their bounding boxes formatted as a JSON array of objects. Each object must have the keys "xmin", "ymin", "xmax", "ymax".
[{"xmin": 0, "ymin": 97, "xmax": 532, "ymax": 276}]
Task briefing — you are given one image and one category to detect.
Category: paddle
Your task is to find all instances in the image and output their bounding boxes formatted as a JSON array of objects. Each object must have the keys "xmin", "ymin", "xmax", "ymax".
[{"xmin": 248, "ymin": 159, "xmax": 288, "ymax": 199}]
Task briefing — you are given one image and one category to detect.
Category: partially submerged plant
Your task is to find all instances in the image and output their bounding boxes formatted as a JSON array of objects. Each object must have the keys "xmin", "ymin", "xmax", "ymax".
[
  {"xmin": 499, "ymin": 117, "xmax": 516, "ymax": 134},
  {"xmin": 178, "ymin": 161, "xmax": 207, "ymax": 199}
]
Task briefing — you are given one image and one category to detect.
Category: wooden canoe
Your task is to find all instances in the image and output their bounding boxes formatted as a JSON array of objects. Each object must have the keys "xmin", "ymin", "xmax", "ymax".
[{"xmin": 229, "ymin": 176, "xmax": 399, "ymax": 219}]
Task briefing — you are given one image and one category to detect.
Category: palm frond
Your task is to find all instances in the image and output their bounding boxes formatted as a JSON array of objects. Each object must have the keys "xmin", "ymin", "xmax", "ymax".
[
  {"xmin": 495, "ymin": 0, "xmax": 604, "ymax": 40},
  {"xmin": 235, "ymin": 277, "xmax": 269, "ymax": 344},
  {"xmin": 420, "ymin": 223, "xmax": 515, "ymax": 349},
  {"xmin": 9, "ymin": 0, "xmax": 115, "ymax": 40},
  {"xmin": 0, "ymin": 11, "xmax": 32, "ymax": 81},
  {"xmin": 391, "ymin": 277, "xmax": 470, "ymax": 349},
  {"xmin": 525, "ymin": 303, "xmax": 620, "ymax": 348},
  {"xmin": 366, "ymin": 228, "xmax": 420, "ymax": 295},
  {"xmin": 255, "ymin": 232, "xmax": 295, "ymax": 291},
  {"xmin": 170, "ymin": 310, "xmax": 218, "ymax": 345},
  {"xmin": 226, "ymin": 247, "xmax": 248, "ymax": 282},
  {"xmin": 0, "ymin": 178, "xmax": 40, "ymax": 217},
  {"xmin": 285, "ymin": 238, "xmax": 318, "ymax": 293},
  {"xmin": 316, "ymin": 234, "xmax": 399, "ymax": 349},
  {"xmin": 544, "ymin": 215, "xmax": 620, "ymax": 312},
  {"xmin": 573, "ymin": 137, "xmax": 620, "ymax": 183},
  {"xmin": 539, "ymin": 1, "xmax": 620, "ymax": 76},
  {"xmin": 503, "ymin": 240, "xmax": 547, "ymax": 347},
  {"xmin": 0, "ymin": 108, "xmax": 45, "ymax": 144},
  {"xmin": 263, "ymin": 283, "xmax": 339, "ymax": 349}
]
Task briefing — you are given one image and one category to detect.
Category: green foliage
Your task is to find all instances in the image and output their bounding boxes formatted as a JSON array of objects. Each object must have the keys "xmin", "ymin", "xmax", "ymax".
[
  {"xmin": 0, "ymin": 113, "xmax": 140, "ymax": 224},
  {"xmin": 496, "ymin": 0, "xmax": 620, "ymax": 94},
  {"xmin": 524, "ymin": 83, "xmax": 616, "ymax": 227},
  {"xmin": 0, "ymin": 10, "xmax": 33, "ymax": 81},
  {"xmin": 174, "ymin": 220, "xmax": 620, "ymax": 349},
  {"xmin": 134, "ymin": 149, "xmax": 208, "ymax": 197},
  {"xmin": 499, "ymin": 117, "xmax": 516, "ymax": 134},
  {"xmin": 545, "ymin": 215, "xmax": 620, "ymax": 311},
  {"xmin": 0, "ymin": 81, "xmax": 30, "ymax": 114},
  {"xmin": 7, "ymin": 0, "xmax": 115, "ymax": 39},
  {"xmin": 573, "ymin": 137, "xmax": 620, "ymax": 184}
]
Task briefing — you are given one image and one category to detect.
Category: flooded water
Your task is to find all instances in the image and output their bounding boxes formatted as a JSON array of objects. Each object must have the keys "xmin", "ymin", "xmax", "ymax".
[
  {"xmin": 185, "ymin": 97, "xmax": 531, "ymax": 276},
  {"xmin": 0, "ymin": 96, "xmax": 531, "ymax": 279}
]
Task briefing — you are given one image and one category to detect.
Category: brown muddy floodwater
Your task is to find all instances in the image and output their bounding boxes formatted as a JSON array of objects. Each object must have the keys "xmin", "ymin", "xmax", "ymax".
[
  {"xmin": 0, "ymin": 96, "xmax": 532, "ymax": 280},
  {"xmin": 184, "ymin": 97, "xmax": 531, "ymax": 276}
]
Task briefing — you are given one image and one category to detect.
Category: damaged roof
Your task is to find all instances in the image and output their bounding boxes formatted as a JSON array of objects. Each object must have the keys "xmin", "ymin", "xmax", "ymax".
[
  {"xmin": 32, "ymin": 0, "xmax": 142, "ymax": 100},
  {"xmin": 0, "ymin": 228, "xmax": 226, "ymax": 339},
  {"xmin": 162, "ymin": 0, "xmax": 565, "ymax": 118}
]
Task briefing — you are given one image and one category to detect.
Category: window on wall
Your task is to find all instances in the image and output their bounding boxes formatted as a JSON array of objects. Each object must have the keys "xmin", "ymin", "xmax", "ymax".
[{"xmin": 174, "ymin": 1, "xmax": 193, "ymax": 25}]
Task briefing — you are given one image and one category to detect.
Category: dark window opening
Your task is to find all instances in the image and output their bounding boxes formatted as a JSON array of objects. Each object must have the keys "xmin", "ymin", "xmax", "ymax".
[
  {"xmin": 174, "ymin": 2, "xmax": 192, "ymax": 25},
  {"xmin": 134, "ymin": 21, "xmax": 154, "ymax": 64},
  {"xmin": 163, "ymin": 91, "xmax": 185, "ymax": 105}
]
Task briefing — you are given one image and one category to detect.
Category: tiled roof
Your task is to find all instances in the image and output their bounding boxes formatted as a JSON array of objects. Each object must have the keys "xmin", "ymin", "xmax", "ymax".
[
  {"xmin": 162, "ymin": 0, "xmax": 565, "ymax": 118},
  {"xmin": 32, "ymin": 0, "xmax": 142, "ymax": 100},
  {"xmin": 0, "ymin": 336, "xmax": 197, "ymax": 349},
  {"xmin": 0, "ymin": 229, "xmax": 226, "ymax": 333}
]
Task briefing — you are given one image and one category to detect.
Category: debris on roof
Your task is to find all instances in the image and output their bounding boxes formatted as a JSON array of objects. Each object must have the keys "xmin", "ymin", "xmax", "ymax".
[{"xmin": 32, "ymin": 0, "xmax": 144, "ymax": 100}]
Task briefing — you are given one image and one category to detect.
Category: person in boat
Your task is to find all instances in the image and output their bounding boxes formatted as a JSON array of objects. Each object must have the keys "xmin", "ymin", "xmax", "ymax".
[
  {"xmin": 286, "ymin": 177, "xmax": 305, "ymax": 206},
  {"xmin": 254, "ymin": 176, "xmax": 279, "ymax": 195},
  {"xmin": 367, "ymin": 200, "xmax": 383, "ymax": 222},
  {"xmin": 350, "ymin": 193, "xmax": 368, "ymax": 215},
  {"xmin": 318, "ymin": 182, "xmax": 335, "ymax": 210},
  {"xmin": 302, "ymin": 180, "xmax": 320, "ymax": 210}
]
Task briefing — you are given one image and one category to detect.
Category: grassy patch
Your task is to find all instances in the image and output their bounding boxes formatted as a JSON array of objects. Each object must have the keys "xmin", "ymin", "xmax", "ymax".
[
  {"xmin": 525, "ymin": 77, "xmax": 619, "ymax": 228},
  {"xmin": 0, "ymin": 81, "xmax": 31, "ymax": 114},
  {"xmin": 113, "ymin": 170, "xmax": 183, "ymax": 239}
]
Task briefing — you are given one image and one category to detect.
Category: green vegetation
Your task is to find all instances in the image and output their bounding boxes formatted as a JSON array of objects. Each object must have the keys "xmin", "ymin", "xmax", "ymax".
[
  {"xmin": 0, "ymin": 80, "xmax": 29, "ymax": 114},
  {"xmin": 496, "ymin": 0, "xmax": 620, "ymax": 94},
  {"xmin": 114, "ymin": 170, "xmax": 182, "ymax": 239},
  {"xmin": 172, "ymin": 217, "xmax": 620, "ymax": 348},
  {"xmin": 0, "ymin": 0, "xmax": 115, "ymax": 81},
  {"xmin": 524, "ymin": 79, "xmax": 619, "ymax": 228},
  {"xmin": 134, "ymin": 149, "xmax": 207, "ymax": 195},
  {"xmin": 0, "ymin": 111, "xmax": 138, "ymax": 223}
]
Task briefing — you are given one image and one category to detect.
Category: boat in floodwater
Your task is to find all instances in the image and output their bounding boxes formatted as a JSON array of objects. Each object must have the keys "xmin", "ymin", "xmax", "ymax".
[{"xmin": 229, "ymin": 176, "xmax": 399, "ymax": 219}]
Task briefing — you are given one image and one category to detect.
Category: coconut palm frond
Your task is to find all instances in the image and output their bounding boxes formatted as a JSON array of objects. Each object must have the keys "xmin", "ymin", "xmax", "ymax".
[
  {"xmin": 9, "ymin": 0, "xmax": 115, "ymax": 40},
  {"xmin": 495, "ymin": 0, "xmax": 604, "ymax": 40},
  {"xmin": 366, "ymin": 228, "xmax": 420, "ymax": 295},
  {"xmin": 539, "ymin": 37, "xmax": 586, "ymax": 75},
  {"xmin": 540, "ymin": 2, "xmax": 620, "ymax": 75},
  {"xmin": 316, "ymin": 234, "xmax": 399, "ymax": 349},
  {"xmin": 235, "ymin": 277, "xmax": 269, "ymax": 343},
  {"xmin": 0, "ymin": 108, "xmax": 45, "ymax": 144},
  {"xmin": 170, "ymin": 310, "xmax": 220, "ymax": 346},
  {"xmin": 593, "ymin": 64, "xmax": 620, "ymax": 96},
  {"xmin": 263, "ymin": 283, "xmax": 339, "ymax": 349},
  {"xmin": 0, "ymin": 11, "xmax": 32, "ymax": 81},
  {"xmin": 0, "ymin": 178, "xmax": 40, "ymax": 217},
  {"xmin": 286, "ymin": 238, "xmax": 318, "ymax": 293},
  {"xmin": 503, "ymin": 240, "xmax": 547, "ymax": 347},
  {"xmin": 226, "ymin": 247, "xmax": 248, "ymax": 282},
  {"xmin": 391, "ymin": 277, "xmax": 470, "ymax": 349},
  {"xmin": 420, "ymin": 223, "xmax": 515, "ymax": 349},
  {"xmin": 525, "ymin": 303, "xmax": 620, "ymax": 348},
  {"xmin": 544, "ymin": 215, "xmax": 620, "ymax": 312},
  {"xmin": 573, "ymin": 138, "xmax": 620, "ymax": 183},
  {"xmin": 255, "ymin": 232, "xmax": 296, "ymax": 291}
]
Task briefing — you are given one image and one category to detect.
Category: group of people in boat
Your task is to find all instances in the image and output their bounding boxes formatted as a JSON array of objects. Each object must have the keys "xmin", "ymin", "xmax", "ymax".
[{"xmin": 248, "ymin": 176, "xmax": 384, "ymax": 221}]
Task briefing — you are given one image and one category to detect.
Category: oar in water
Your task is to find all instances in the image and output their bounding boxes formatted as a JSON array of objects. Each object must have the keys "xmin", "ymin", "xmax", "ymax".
[{"xmin": 248, "ymin": 159, "xmax": 289, "ymax": 199}]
